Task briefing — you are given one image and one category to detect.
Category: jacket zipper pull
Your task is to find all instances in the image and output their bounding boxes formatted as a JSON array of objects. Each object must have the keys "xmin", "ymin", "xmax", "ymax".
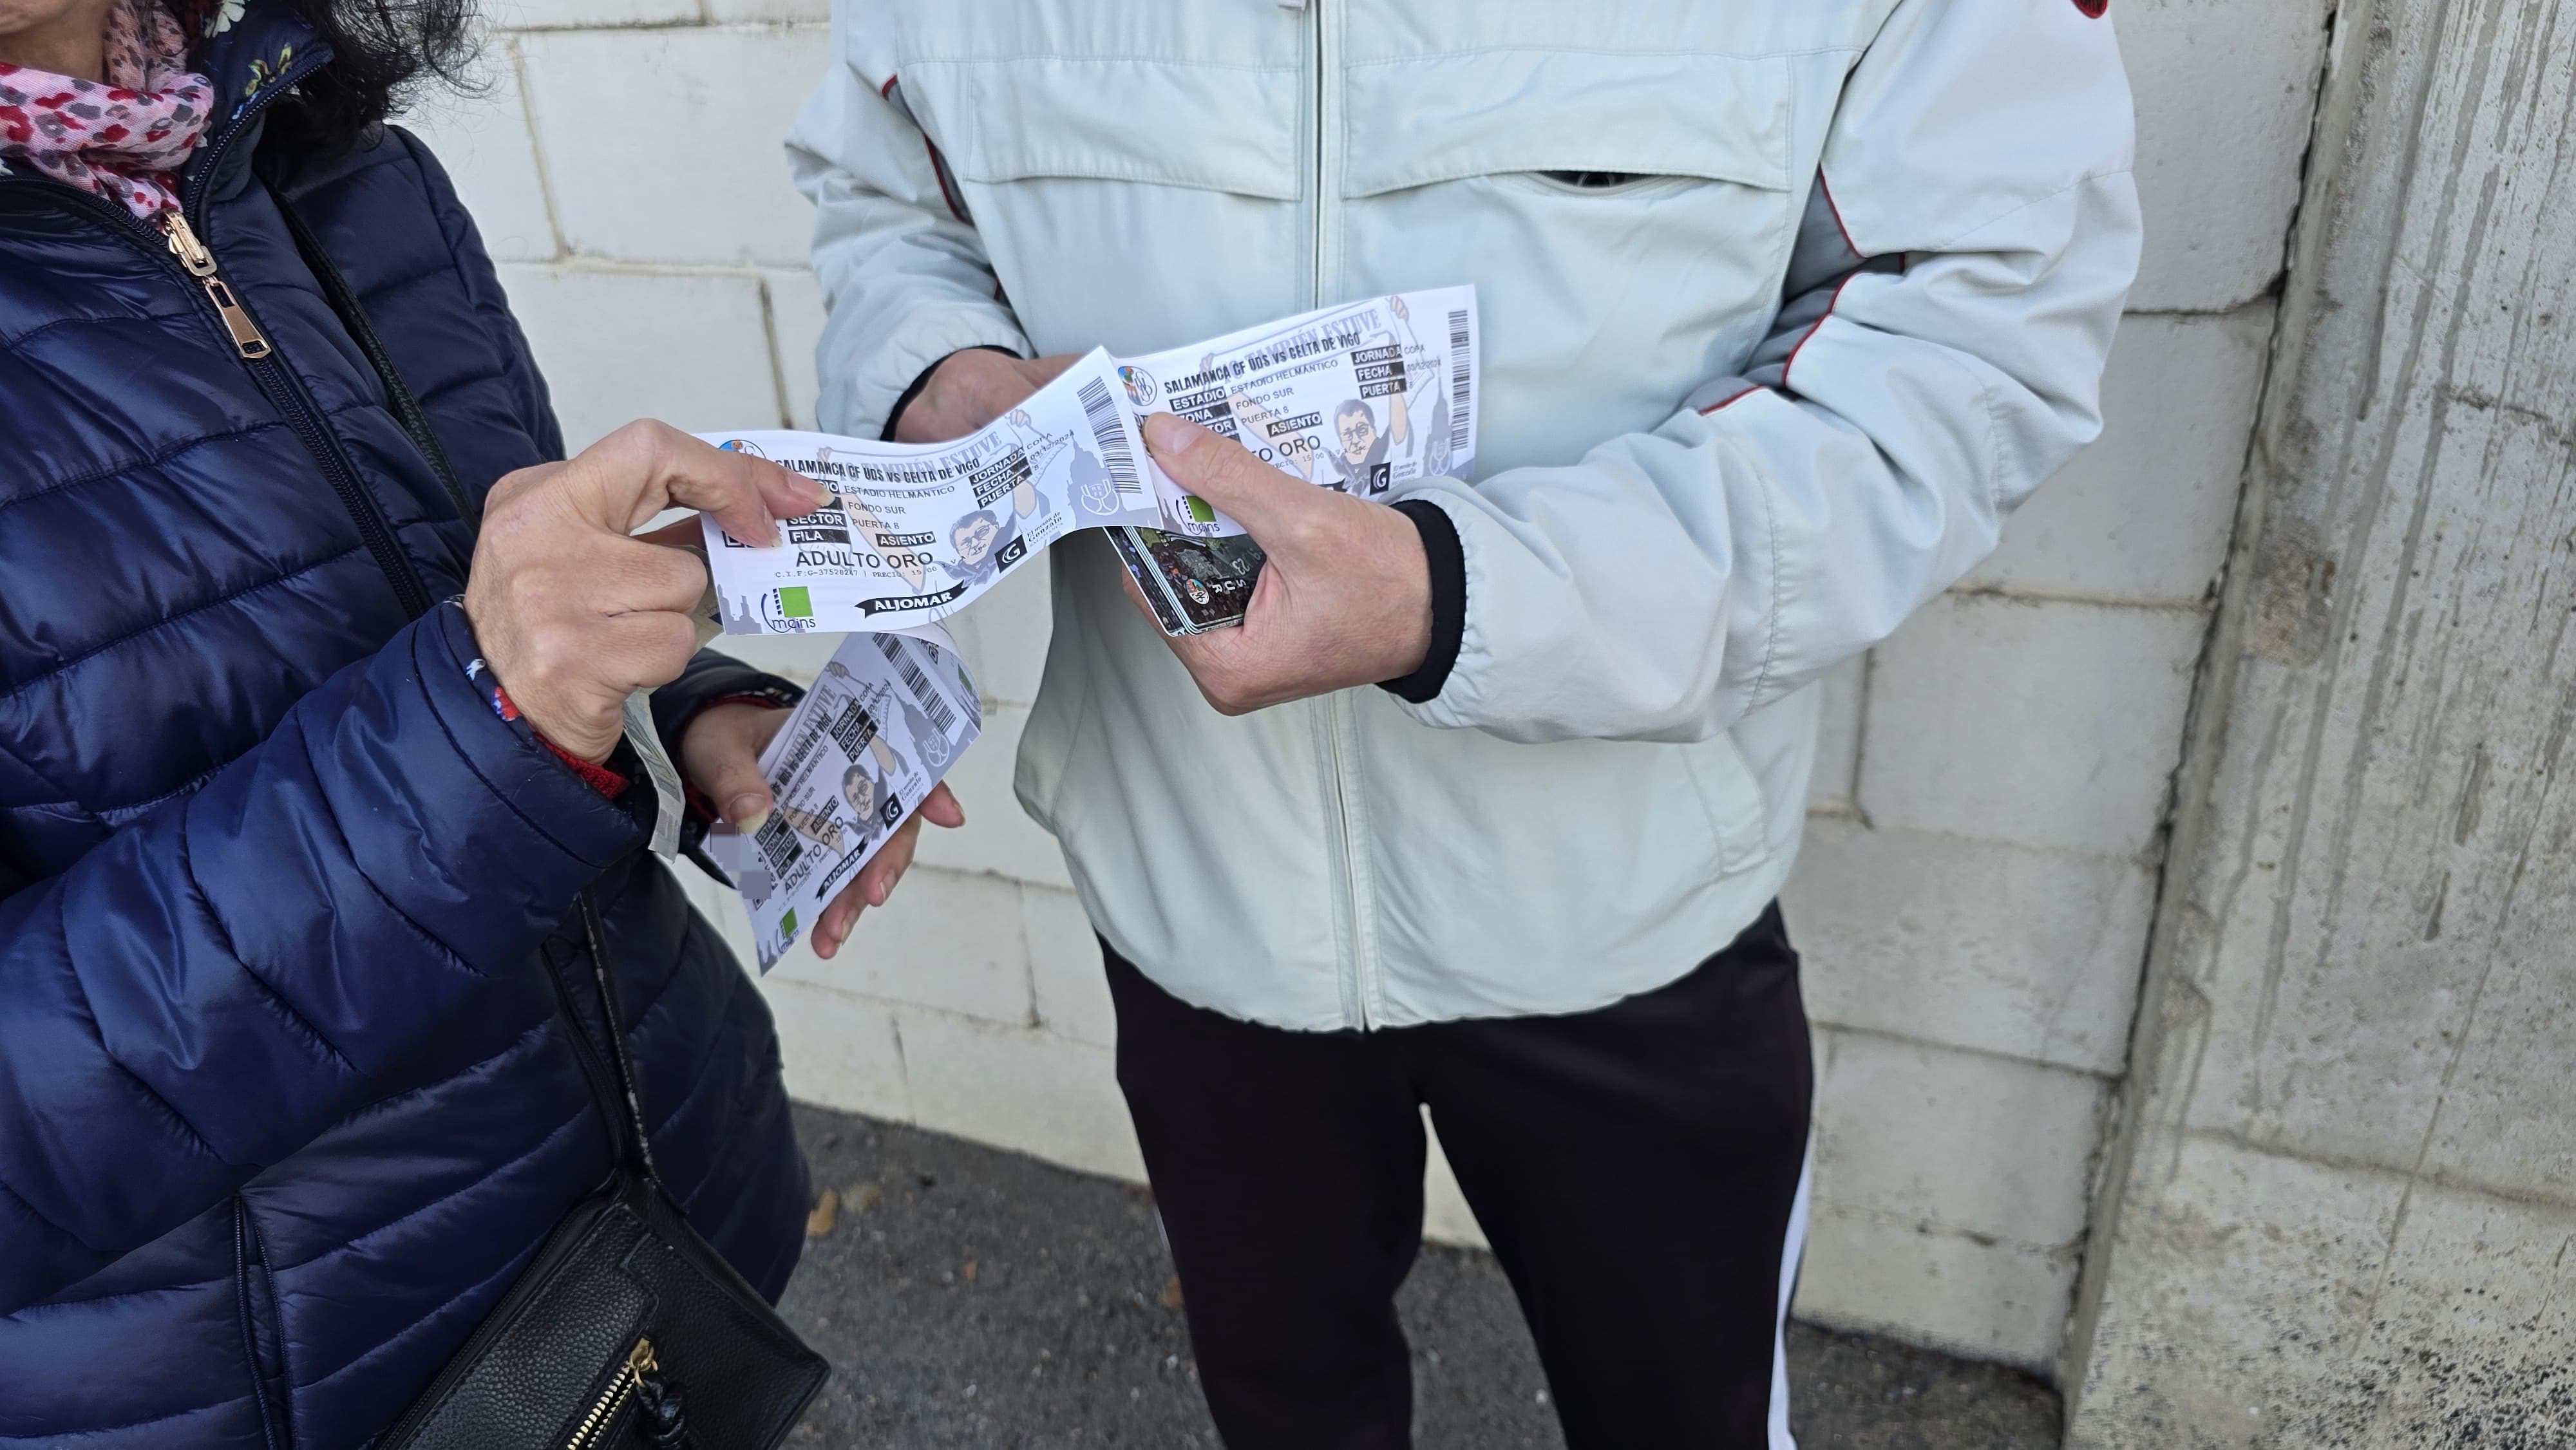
[{"xmin": 162, "ymin": 210, "xmax": 274, "ymax": 361}]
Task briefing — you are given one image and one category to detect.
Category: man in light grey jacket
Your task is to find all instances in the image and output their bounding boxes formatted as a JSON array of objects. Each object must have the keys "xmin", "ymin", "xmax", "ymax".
[{"xmin": 791, "ymin": 3, "xmax": 2140, "ymax": 1445}]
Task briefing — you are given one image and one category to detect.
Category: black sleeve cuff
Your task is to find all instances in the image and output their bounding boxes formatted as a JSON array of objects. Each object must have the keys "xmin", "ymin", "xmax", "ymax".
[
  {"xmin": 1380, "ymin": 499, "xmax": 1466, "ymax": 705},
  {"xmin": 648, "ymin": 649, "xmax": 804, "ymax": 753},
  {"xmin": 881, "ymin": 345, "xmax": 1025, "ymax": 442}
]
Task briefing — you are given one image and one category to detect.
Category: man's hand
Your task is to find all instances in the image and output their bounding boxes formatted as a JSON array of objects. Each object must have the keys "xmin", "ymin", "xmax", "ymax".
[
  {"xmin": 894, "ymin": 349, "xmax": 1081, "ymax": 443},
  {"xmin": 678, "ymin": 702, "xmax": 965, "ymax": 959},
  {"xmin": 464, "ymin": 421, "xmax": 829, "ymax": 762},
  {"xmin": 1127, "ymin": 413, "xmax": 1434, "ymax": 713}
]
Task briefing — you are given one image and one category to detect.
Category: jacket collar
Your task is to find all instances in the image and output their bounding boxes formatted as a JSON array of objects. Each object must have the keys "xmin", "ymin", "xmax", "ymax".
[{"xmin": 182, "ymin": 0, "xmax": 327, "ymax": 153}]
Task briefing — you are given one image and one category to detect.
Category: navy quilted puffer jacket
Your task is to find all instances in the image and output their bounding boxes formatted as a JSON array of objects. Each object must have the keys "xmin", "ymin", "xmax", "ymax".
[{"xmin": 0, "ymin": 10, "xmax": 810, "ymax": 1445}]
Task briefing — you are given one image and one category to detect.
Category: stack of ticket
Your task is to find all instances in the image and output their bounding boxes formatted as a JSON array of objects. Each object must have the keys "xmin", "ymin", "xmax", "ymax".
[
  {"xmin": 694, "ymin": 286, "xmax": 1479, "ymax": 968},
  {"xmin": 703, "ymin": 630, "xmax": 981, "ymax": 972}
]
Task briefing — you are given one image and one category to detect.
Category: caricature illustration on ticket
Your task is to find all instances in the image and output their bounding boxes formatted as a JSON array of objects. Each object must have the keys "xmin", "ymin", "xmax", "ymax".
[{"xmin": 1115, "ymin": 285, "xmax": 1479, "ymax": 537}]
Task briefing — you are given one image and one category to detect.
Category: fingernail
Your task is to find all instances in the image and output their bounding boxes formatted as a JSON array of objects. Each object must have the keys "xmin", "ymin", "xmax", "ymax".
[
  {"xmin": 728, "ymin": 796, "xmax": 769, "ymax": 831},
  {"xmin": 868, "ymin": 879, "xmax": 888, "ymax": 907},
  {"xmin": 806, "ymin": 480, "xmax": 835, "ymax": 511},
  {"xmin": 1142, "ymin": 412, "xmax": 1209, "ymax": 457}
]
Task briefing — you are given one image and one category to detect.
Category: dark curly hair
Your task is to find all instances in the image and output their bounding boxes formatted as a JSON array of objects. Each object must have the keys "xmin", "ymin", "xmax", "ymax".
[{"xmin": 275, "ymin": 0, "xmax": 481, "ymax": 148}]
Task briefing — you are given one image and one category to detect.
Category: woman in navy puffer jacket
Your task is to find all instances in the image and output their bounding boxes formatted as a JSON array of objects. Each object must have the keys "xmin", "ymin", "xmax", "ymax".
[{"xmin": 0, "ymin": 0, "xmax": 856, "ymax": 1440}]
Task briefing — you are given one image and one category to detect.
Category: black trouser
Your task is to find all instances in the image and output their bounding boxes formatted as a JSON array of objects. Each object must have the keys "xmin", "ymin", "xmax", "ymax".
[{"xmin": 1106, "ymin": 903, "xmax": 1814, "ymax": 1450}]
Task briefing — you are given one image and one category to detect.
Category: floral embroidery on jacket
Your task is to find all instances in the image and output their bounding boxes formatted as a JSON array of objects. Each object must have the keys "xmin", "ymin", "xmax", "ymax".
[{"xmin": 240, "ymin": 42, "xmax": 296, "ymax": 104}]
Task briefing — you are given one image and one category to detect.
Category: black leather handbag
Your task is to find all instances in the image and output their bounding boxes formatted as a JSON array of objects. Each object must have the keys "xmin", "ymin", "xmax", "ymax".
[{"xmin": 378, "ymin": 894, "xmax": 829, "ymax": 1450}]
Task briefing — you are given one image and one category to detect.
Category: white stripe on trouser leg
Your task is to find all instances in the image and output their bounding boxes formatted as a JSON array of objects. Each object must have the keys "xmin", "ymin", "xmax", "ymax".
[{"xmin": 1767, "ymin": 1138, "xmax": 1815, "ymax": 1450}]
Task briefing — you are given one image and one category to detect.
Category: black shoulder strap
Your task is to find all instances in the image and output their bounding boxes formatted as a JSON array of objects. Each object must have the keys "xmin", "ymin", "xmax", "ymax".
[{"xmin": 578, "ymin": 891, "xmax": 661, "ymax": 1185}]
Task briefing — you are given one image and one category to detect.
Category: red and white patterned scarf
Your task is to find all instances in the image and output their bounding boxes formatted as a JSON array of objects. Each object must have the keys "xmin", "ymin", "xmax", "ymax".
[{"xmin": 0, "ymin": 0, "xmax": 214, "ymax": 219}]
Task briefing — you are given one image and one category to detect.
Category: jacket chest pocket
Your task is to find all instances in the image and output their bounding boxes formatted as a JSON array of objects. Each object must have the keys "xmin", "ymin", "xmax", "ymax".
[
  {"xmin": 896, "ymin": 55, "xmax": 1311, "ymax": 353},
  {"xmin": 1341, "ymin": 50, "xmax": 1795, "ymax": 200},
  {"xmin": 1336, "ymin": 51, "xmax": 1802, "ymax": 469}
]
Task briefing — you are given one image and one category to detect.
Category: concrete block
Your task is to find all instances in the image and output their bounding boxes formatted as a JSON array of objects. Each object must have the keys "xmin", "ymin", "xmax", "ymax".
[
  {"xmin": 1808, "ymin": 654, "xmax": 1866, "ymax": 814},
  {"xmin": 2082, "ymin": 1135, "xmax": 2398, "ymax": 1389},
  {"xmin": 2318, "ymin": 1176, "xmax": 2576, "ymax": 1445},
  {"xmin": 1858, "ymin": 594, "xmax": 2200, "ymax": 858},
  {"xmin": 2119, "ymin": 0, "xmax": 2334, "ymax": 311},
  {"xmin": 763, "ymin": 267, "xmax": 825, "ymax": 430},
  {"xmin": 1973, "ymin": 309, "xmax": 2271, "ymax": 606},
  {"xmin": 1786, "ymin": 820, "xmax": 2156, "ymax": 1076},
  {"xmin": 2414, "ymin": 944, "xmax": 2576, "ymax": 1202},
  {"xmin": 759, "ymin": 977, "xmax": 913, "ymax": 1124},
  {"xmin": 1813, "ymin": 1028, "xmax": 2105, "ymax": 1249},
  {"xmin": 944, "ymin": 554, "xmax": 1055, "ymax": 710},
  {"xmin": 1023, "ymin": 885, "xmax": 1113, "ymax": 1048},
  {"xmin": 485, "ymin": 0, "xmax": 697, "ymax": 36},
  {"xmin": 2067, "ymin": 1134, "xmax": 2576, "ymax": 1448},
  {"xmin": 911, "ymin": 703, "xmax": 1076, "ymax": 890},
  {"xmin": 2174, "ymin": 886, "xmax": 2576, "ymax": 1205},
  {"xmin": 400, "ymin": 50, "xmax": 556, "ymax": 263},
  {"xmin": 706, "ymin": 0, "xmax": 827, "ymax": 28},
  {"xmin": 2137, "ymin": 665, "xmax": 2576, "ymax": 1202},
  {"xmin": 766, "ymin": 865, "xmax": 1033, "ymax": 1027},
  {"xmin": 896, "ymin": 1008, "xmax": 1146, "ymax": 1182},
  {"xmin": 519, "ymin": 27, "xmax": 826, "ymax": 268},
  {"xmin": 1795, "ymin": 1204, "xmax": 2076, "ymax": 1371},
  {"xmin": 496, "ymin": 263, "xmax": 783, "ymax": 451}
]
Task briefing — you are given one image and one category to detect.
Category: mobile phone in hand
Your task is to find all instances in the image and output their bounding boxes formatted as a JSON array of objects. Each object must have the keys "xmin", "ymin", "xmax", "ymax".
[{"xmin": 1108, "ymin": 527, "xmax": 1265, "ymax": 635}]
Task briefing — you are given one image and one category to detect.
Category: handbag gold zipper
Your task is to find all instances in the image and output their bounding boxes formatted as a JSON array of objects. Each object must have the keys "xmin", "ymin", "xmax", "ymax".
[
  {"xmin": 563, "ymin": 1337, "xmax": 658, "ymax": 1450},
  {"xmin": 162, "ymin": 210, "xmax": 273, "ymax": 360}
]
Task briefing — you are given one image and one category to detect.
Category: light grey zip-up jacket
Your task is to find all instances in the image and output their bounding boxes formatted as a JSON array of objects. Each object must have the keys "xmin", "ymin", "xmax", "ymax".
[{"xmin": 788, "ymin": 0, "xmax": 2143, "ymax": 1031}]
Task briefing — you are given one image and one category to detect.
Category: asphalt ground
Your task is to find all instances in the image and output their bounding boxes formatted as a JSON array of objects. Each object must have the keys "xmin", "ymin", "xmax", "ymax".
[{"xmin": 775, "ymin": 1104, "xmax": 2061, "ymax": 1449}]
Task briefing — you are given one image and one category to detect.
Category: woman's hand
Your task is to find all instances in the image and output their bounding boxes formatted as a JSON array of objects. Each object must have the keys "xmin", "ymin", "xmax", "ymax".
[
  {"xmin": 679, "ymin": 701, "xmax": 965, "ymax": 959},
  {"xmin": 677, "ymin": 701, "xmax": 797, "ymax": 832},
  {"xmin": 463, "ymin": 422, "xmax": 829, "ymax": 762},
  {"xmin": 812, "ymin": 779, "xmax": 964, "ymax": 957}
]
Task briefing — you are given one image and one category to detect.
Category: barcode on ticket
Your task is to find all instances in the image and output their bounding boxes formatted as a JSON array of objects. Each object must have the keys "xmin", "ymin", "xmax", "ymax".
[
  {"xmin": 876, "ymin": 634, "xmax": 959, "ymax": 737},
  {"xmin": 1446, "ymin": 308, "xmax": 1473, "ymax": 458},
  {"xmin": 1079, "ymin": 377, "xmax": 1144, "ymax": 499}
]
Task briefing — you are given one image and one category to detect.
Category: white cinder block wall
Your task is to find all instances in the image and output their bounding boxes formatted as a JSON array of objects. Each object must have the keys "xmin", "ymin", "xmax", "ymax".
[{"xmin": 406, "ymin": 0, "xmax": 2333, "ymax": 1373}]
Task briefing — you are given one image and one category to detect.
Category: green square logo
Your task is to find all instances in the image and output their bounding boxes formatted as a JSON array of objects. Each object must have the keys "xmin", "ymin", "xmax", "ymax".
[
  {"xmin": 1185, "ymin": 496, "xmax": 1216, "ymax": 524},
  {"xmin": 779, "ymin": 909, "xmax": 799, "ymax": 938},
  {"xmin": 778, "ymin": 587, "xmax": 813, "ymax": 619}
]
